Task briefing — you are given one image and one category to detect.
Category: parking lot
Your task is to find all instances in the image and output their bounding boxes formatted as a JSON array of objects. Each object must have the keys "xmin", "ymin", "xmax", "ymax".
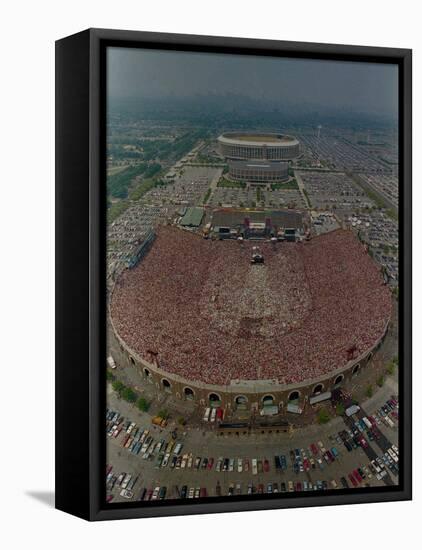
[{"xmin": 106, "ymin": 384, "xmax": 399, "ymax": 503}]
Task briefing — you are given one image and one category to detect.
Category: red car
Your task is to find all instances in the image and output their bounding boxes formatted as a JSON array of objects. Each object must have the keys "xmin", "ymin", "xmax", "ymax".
[
  {"xmin": 359, "ymin": 436, "xmax": 368, "ymax": 448},
  {"xmin": 303, "ymin": 458, "xmax": 310, "ymax": 471},
  {"xmin": 263, "ymin": 459, "xmax": 270, "ymax": 473},
  {"xmin": 353, "ymin": 469, "xmax": 363, "ymax": 483},
  {"xmin": 348, "ymin": 473, "xmax": 358, "ymax": 487},
  {"xmin": 326, "ymin": 450, "xmax": 334, "ymax": 462},
  {"xmin": 295, "ymin": 482, "xmax": 302, "ymax": 492},
  {"xmin": 207, "ymin": 457, "xmax": 214, "ymax": 470},
  {"xmin": 113, "ymin": 426, "xmax": 122, "ymax": 438},
  {"xmin": 258, "ymin": 484, "xmax": 264, "ymax": 494},
  {"xmin": 106, "ymin": 464, "xmax": 112, "ymax": 475},
  {"xmin": 372, "ymin": 427, "xmax": 381, "ymax": 440},
  {"xmin": 310, "ymin": 443, "xmax": 319, "ymax": 456}
]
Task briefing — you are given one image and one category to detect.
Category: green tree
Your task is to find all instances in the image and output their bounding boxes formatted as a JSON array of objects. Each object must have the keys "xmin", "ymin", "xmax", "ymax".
[
  {"xmin": 386, "ymin": 361, "xmax": 396, "ymax": 376},
  {"xmin": 376, "ymin": 375, "xmax": 385, "ymax": 388},
  {"xmin": 137, "ymin": 397, "xmax": 150, "ymax": 412},
  {"xmin": 158, "ymin": 409, "xmax": 169, "ymax": 420},
  {"xmin": 106, "ymin": 370, "xmax": 115, "ymax": 382},
  {"xmin": 336, "ymin": 402, "xmax": 345, "ymax": 416},
  {"xmin": 366, "ymin": 384, "xmax": 374, "ymax": 398},
  {"xmin": 317, "ymin": 408, "xmax": 331, "ymax": 424},
  {"xmin": 121, "ymin": 387, "xmax": 137, "ymax": 403},
  {"xmin": 112, "ymin": 380, "xmax": 125, "ymax": 395}
]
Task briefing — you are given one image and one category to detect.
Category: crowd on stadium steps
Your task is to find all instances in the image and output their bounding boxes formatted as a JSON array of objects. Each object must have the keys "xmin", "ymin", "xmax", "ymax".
[{"xmin": 110, "ymin": 226, "xmax": 392, "ymax": 386}]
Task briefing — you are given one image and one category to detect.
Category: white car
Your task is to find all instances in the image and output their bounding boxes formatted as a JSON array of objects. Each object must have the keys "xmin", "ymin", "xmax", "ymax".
[
  {"xmin": 151, "ymin": 487, "xmax": 160, "ymax": 500},
  {"xmin": 119, "ymin": 489, "xmax": 133, "ymax": 499},
  {"xmin": 388, "ymin": 448, "xmax": 398, "ymax": 463},
  {"xmin": 237, "ymin": 458, "xmax": 243, "ymax": 473},
  {"xmin": 139, "ymin": 430, "xmax": 149, "ymax": 443},
  {"xmin": 107, "ymin": 355, "xmax": 116, "ymax": 369},
  {"xmin": 210, "ymin": 408, "xmax": 217, "ymax": 423},
  {"xmin": 162, "ymin": 453, "xmax": 170, "ymax": 468},
  {"xmin": 229, "ymin": 458, "xmax": 235, "ymax": 472},
  {"xmin": 173, "ymin": 443, "xmax": 183, "ymax": 455},
  {"xmin": 252, "ymin": 458, "xmax": 258, "ymax": 475},
  {"xmin": 127, "ymin": 422, "xmax": 136, "ymax": 434}
]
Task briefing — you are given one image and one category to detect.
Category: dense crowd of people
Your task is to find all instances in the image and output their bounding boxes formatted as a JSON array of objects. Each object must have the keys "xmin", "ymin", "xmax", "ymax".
[{"xmin": 110, "ymin": 226, "xmax": 392, "ymax": 386}]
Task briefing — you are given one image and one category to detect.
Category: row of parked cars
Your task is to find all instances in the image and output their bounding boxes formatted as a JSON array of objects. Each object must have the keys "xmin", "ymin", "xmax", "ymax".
[
  {"xmin": 136, "ymin": 476, "xmax": 360, "ymax": 502},
  {"xmin": 106, "ymin": 408, "xmax": 184, "ymax": 464},
  {"xmin": 288, "ymin": 440, "xmax": 341, "ymax": 475},
  {"xmin": 373, "ymin": 396, "xmax": 399, "ymax": 429},
  {"xmin": 106, "ymin": 465, "xmax": 139, "ymax": 501}
]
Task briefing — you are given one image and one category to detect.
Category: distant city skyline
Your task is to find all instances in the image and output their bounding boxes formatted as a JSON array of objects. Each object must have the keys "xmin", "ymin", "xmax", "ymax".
[{"xmin": 107, "ymin": 47, "xmax": 398, "ymax": 119}]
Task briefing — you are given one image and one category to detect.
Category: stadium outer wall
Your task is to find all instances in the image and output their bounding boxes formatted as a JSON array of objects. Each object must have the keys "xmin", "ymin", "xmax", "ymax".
[{"xmin": 108, "ymin": 313, "xmax": 390, "ymax": 413}]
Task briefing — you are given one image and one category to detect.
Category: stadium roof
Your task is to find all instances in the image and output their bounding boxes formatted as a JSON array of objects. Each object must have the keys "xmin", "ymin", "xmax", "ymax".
[
  {"xmin": 228, "ymin": 159, "xmax": 287, "ymax": 172},
  {"xmin": 218, "ymin": 132, "xmax": 299, "ymax": 148}
]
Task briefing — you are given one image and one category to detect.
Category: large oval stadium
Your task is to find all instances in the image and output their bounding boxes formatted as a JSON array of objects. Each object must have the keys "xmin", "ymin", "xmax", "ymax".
[
  {"xmin": 109, "ymin": 225, "xmax": 392, "ymax": 412},
  {"xmin": 218, "ymin": 132, "xmax": 300, "ymax": 160},
  {"xmin": 218, "ymin": 132, "xmax": 300, "ymax": 184}
]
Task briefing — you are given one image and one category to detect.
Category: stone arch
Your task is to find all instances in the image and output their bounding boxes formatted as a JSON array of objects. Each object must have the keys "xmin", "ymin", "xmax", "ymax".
[
  {"xmin": 184, "ymin": 387, "xmax": 195, "ymax": 400},
  {"xmin": 262, "ymin": 394, "xmax": 275, "ymax": 405},
  {"xmin": 235, "ymin": 395, "xmax": 248, "ymax": 406},
  {"xmin": 130, "ymin": 356, "xmax": 135, "ymax": 366},
  {"xmin": 161, "ymin": 378, "xmax": 172, "ymax": 393},
  {"xmin": 352, "ymin": 363, "xmax": 361, "ymax": 375},
  {"xmin": 288, "ymin": 390, "xmax": 300, "ymax": 402},
  {"xmin": 208, "ymin": 392, "xmax": 221, "ymax": 404},
  {"xmin": 313, "ymin": 383, "xmax": 324, "ymax": 395},
  {"xmin": 334, "ymin": 374, "xmax": 344, "ymax": 386}
]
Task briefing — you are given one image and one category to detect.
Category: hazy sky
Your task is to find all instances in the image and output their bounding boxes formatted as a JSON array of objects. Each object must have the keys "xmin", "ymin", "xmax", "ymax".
[{"xmin": 107, "ymin": 47, "xmax": 398, "ymax": 117}]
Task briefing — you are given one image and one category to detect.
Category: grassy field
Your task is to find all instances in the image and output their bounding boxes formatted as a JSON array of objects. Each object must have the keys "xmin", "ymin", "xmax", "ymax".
[
  {"xmin": 107, "ymin": 165, "xmax": 129, "ymax": 177},
  {"xmin": 107, "ymin": 200, "xmax": 131, "ymax": 224}
]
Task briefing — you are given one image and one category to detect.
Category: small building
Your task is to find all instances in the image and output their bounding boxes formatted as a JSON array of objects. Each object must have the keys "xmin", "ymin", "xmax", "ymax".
[{"xmin": 179, "ymin": 207, "xmax": 204, "ymax": 228}]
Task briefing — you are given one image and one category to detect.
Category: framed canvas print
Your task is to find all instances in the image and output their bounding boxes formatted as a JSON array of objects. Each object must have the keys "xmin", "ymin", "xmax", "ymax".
[{"xmin": 55, "ymin": 28, "xmax": 412, "ymax": 521}]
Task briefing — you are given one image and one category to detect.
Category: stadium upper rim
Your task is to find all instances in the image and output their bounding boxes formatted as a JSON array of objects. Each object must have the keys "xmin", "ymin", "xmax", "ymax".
[{"xmin": 218, "ymin": 132, "xmax": 299, "ymax": 148}]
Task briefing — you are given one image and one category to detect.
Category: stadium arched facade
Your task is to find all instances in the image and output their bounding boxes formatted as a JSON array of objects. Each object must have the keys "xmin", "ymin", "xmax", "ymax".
[{"xmin": 108, "ymin": 317, "xmax": 389, "ymax": 413}]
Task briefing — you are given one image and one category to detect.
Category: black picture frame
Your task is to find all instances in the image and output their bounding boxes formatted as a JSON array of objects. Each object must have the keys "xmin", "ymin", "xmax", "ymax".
[{"xmin": 55, "ymin": 28, "xmax": 412, "ymax": 521}]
